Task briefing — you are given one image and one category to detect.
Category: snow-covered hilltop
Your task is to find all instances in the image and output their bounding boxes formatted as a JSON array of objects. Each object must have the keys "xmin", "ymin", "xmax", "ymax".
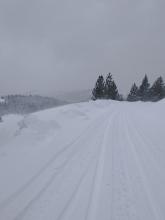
[{"xmin": 0, "ymin": 100, "xmax": 165, "ymax": 220}]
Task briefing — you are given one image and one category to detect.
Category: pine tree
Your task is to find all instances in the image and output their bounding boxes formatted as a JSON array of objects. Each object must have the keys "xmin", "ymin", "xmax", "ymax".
[
  {"xmin": 105, "ymin": 73, "xmax": 119, "ymax": 100},
  {"xmin": 105, "ymin": 73, "xmax": 113, "ymax": 99},
  {"xmin": 138, "ymin": 74, "xmax": 150, "ymax": 101},
  {"xmin": 92, "ymin": 75, "xmax": 105, "ymax": 100},
  {"xmin": 127, "ymin": 83, "xmax": 139, "ymax": 101},
  {"xmin": 111, "ymin": 80, "xmax": 119, "ymax": 100},
  {"xmin": 150, "ymin": 76, "xmax": 165, "ymax": 101}
]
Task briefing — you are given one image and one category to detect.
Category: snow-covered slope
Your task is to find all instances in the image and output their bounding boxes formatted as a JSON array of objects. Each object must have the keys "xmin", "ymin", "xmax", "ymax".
[{"xmin": 0, "ymin": 100, "xmax": 165, "ymax": 220}]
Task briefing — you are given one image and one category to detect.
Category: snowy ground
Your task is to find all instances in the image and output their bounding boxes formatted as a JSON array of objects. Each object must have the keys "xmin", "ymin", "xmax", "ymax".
[{"xmin": 0, "ymin": 100, "xmax": 165, "ymax": 220}]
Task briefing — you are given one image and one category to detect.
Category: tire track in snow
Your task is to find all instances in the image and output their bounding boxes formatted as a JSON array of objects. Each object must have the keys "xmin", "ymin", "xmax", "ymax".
[
  {"xmin": 126, "ymin": 113, "xmax": 165, "ymax": 180},
  {"xmin": 14, "ymin": 117, "xmax": 109, "ymax": 220},
  {"xmin": 15, "ymin": 152, "xmax": 94, "ymax": 220},
  {"xmin": 96, "ymin": 111, "xmax": 139, "ymax": 220},
  {"xmin": 124, "ymin": 113, "xmax": 165, "ymax": 219},
  {"xmin": 56, "ymin": 150, "xmax": 98, "ymax": 220},
  {"xmin": 127, "ymin": 115, "xmax": 165, "ymax": 169},
  {"xmin": 110, "ymin": 112, "xmax": 137, "ymax": 220},
  {"xmin": 49, "ymin": 110, "xmax": 117, "ymax": 220},
  {"xmin": 123, "ymin": 112, "xmax": 164, "ymax": 220},
  {"xmin": 0, "ymin": 109, "xmax": 110, "ymax": 212},
  {"xmin": 85, "ymin": 111, "xmax": 117, "ymax": 220},
  {"xmin": 116, "ymin": 112, "xmax": 150, "ymax": 220},
  {"xmin": 0, "ymin": 109, "xmax": 114, "ymax": 220}
]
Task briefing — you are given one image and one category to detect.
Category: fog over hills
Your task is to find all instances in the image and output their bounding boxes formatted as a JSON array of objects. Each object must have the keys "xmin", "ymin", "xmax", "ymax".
[{"xmin": 55, "ymin": 89, "xmax": 92, "ymax": 103}]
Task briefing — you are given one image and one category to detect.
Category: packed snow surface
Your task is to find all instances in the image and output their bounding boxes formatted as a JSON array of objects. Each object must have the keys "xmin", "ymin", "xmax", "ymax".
[{"xmin": 0, "ymin": 100, "xmax": 165, "ymax": 220}]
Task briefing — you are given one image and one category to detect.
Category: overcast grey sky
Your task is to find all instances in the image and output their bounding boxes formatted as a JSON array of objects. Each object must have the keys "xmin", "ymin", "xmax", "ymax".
[{"xmin": 0, "ymin": 0, "xmax": 165, "ymax": 96}]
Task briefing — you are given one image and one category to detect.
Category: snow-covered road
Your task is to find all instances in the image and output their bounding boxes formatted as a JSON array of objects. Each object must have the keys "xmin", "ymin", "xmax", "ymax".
[{"xmin": 0, "ymin": 100, "xmax": 165, "ymax": 220}]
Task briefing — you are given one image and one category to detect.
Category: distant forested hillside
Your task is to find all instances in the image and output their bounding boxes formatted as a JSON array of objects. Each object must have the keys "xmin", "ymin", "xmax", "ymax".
[{"xmin": 0, "ymin": 95, "xmax": 67, "ymax": 117}]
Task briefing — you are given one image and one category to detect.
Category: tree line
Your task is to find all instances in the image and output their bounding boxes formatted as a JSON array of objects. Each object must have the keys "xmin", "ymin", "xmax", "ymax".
[{"xmin": 92, "ymin": 73, "xmax": 165, "ymax": 102}]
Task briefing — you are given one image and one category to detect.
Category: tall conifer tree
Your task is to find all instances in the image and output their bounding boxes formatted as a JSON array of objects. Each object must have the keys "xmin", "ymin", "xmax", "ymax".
[
  {"xmin": 127, "ymin": 83, "xmax": 139, "ymax": 101},
  {"xmin": 92, "ymin": 75, "xmax": 105, "ymax": 100},
  {"xmin": 105, "ymin": 73, "xmax": 113, "ymax": 99},
  {"xmin": 105, "ymin": 73, "xmax": 119, "ymax": 100},
  {"xmin": 138, "ymin": 74, "xmax": 150, "ymax": 100},
  {"xmin": 111, "ymin": 80, "xmax": 119, "ymax": 100},
  {"xmin": 150, "ymin": 76, "xmax": 165, "ymax": 101}
]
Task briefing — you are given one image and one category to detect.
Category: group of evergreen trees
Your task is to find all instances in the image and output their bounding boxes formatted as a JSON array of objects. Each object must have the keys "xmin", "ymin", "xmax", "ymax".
[
  {"xmin": 127, "ymin": 75, "xmax": 165, "ymax": 101},
  {"xmin": 92, "ymin": 73, "xmax": 121, "ymax": 100},
  {"xmin": 92, "ymin": 73, "xmax": 165, "ymax": 102}
]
